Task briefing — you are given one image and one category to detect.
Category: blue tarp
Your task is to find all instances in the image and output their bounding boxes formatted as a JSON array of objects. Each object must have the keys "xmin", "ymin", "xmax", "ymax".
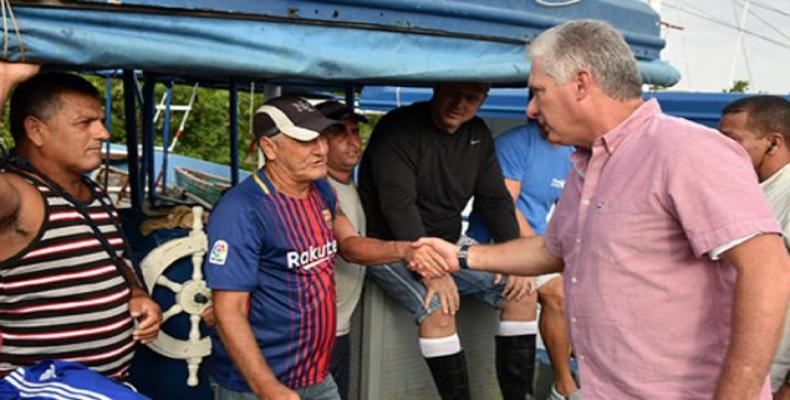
[
  {"xmin": 4, "ymin": 2, "xmax": 680, "ymax": 86},
  {"xmin": 359, "ymin": 86, "xmax": 790, "ymax": 128}
]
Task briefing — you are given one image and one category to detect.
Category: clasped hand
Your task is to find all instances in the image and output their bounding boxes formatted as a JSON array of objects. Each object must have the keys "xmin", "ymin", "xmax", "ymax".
[{"xmin": 404, "ymin": 240, "xmax": 452, "ymax": 279}]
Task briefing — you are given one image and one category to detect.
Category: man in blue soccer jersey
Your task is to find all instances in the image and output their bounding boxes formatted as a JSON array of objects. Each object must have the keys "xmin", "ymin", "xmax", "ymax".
[
  {"xmin": 466, "ymin": 122, "xmax": 578, "ymax": 399},
  {"xmin": 204, "ymin": 97, "xmax": 448, "ymax": 400}
]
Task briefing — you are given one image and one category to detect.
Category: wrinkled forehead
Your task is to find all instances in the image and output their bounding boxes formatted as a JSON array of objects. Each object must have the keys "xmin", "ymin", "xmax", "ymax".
[
  {"xmin": 54, "ymin": 91, "xmax": 103, "ymax": 117},
  {"xmin": 527, "ymin": 61, "xmax": 551, "ymax": 86}
]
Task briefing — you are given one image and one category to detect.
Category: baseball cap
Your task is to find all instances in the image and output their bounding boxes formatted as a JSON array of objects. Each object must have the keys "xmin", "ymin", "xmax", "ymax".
[
  {"xmin": 253, "ymin": 97, "xmax": 343, "ymax": 141},
  {"xmin": 316, "ymin": 100, "xmax": 369, "ymax": 123}
]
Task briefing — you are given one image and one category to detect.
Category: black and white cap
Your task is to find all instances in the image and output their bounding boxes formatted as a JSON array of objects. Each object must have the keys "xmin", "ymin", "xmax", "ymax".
[
  {"xmin": 316, "ymin": 100, "xmax": 369, "ymax": 123},
  {"xmin": 253, "ymin": 97, "xmax": 343, "ymax": 141}
]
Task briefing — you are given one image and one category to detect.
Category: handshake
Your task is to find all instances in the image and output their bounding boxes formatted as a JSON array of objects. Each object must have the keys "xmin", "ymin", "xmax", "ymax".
[{"xmin": 403, "ymin": 238, "xmax": 462, "ymax": 279}]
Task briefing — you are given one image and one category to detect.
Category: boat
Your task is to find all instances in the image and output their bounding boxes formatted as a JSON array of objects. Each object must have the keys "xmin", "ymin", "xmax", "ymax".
[
  {"xmin": 173, "ymin": 167, "xmax": 231, "ymax": 207},
  {"xmin": 2, "ymin": 1, "xmax": 677, "ymax": 398}
]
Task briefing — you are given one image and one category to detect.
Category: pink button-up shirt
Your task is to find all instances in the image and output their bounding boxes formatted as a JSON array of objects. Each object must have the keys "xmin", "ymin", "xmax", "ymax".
[{"xmin": 545, "ymin": 99, "xmax": 780, "ymax": 399}]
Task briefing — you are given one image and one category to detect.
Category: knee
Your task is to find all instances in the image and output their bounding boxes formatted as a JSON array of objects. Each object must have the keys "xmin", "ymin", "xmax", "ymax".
[
  {"xmin": 501, "ymin": 292, "xmax": 537, "ymax": 314},
  {"xmin": 538, "ymin": 278, "xmax": 566, "ymax": 313},
  {"xmin": 421, "ymin": 310, "xmax": 456, "ymax": 332}
]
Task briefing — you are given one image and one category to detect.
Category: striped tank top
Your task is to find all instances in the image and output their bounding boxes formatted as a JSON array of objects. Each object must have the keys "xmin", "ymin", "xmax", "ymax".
[{"xmin": 0, "ymin": 166, "xmax": 135, "ymax": 380}]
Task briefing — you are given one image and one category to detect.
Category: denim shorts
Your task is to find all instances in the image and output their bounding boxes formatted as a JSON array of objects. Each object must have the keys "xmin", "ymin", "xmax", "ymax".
[
  {"xmin": 367, "ymin": 260, "xmax": 507, "ymax": 324},
  {"xmin": 210, "ymin": 375, "xmax": 340, "ymax": 400}
]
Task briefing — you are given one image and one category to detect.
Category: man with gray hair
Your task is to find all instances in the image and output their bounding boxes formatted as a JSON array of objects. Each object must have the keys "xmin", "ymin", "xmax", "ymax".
[
  {"xmin": 418, "ymin": 20, "xmax": 790, "ymax": 399},
  {"xmin": 719, "ymin": 95, "xmax": 790, "ymax": 399}
]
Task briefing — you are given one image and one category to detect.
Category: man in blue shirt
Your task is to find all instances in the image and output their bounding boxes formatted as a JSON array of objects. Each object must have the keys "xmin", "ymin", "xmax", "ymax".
[
  {"xmin": 204, "ymin": 97, "xmax": 448, "ymax": 400},
  {"xmin": 467, "ymin": 122, "xmax": 578, "ymax": 399}
]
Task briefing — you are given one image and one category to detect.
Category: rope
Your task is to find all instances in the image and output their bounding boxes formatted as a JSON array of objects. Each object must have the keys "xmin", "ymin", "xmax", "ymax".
[
  {"xmin": 167, "ymin": 83, "xmax": 199, "ymax": 153},
  {"xmin": 1, "ymin": 0, "xmax": 25, "ymax": 60},
  {"xmin": 2, "ymin": 0, "xmax": 8, "ymax": 59}
]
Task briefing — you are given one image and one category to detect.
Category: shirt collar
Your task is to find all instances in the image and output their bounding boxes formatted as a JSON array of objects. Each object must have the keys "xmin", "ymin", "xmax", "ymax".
[
  {"xmin": 761, "ymin": 162, "xmax": 790, "ymax": 192},
  {"xmin": 597, "ymin": 98, "xmax": 661, "ymax": 155},
  {"xmin": 254, "ymin": 168, "xmax": 274, "ymax": 195}
]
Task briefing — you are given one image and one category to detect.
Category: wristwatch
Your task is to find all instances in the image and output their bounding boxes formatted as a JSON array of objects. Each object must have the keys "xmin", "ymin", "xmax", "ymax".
[{"xmin": 457, "ymin": 244, "xmax": 471, "ymax": 270}]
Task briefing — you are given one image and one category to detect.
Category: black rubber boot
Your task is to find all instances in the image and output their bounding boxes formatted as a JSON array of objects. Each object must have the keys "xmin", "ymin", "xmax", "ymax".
[
  {"xmin": 425, "ymin": 351, "xmax": 471, "ymax": 400},
  {"xmin": 495, "ymin": 334, "xmax": 536, "ymax": 400}
]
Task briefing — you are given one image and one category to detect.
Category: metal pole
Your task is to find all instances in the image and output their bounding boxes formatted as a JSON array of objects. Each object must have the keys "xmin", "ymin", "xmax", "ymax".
[
  {"xmin": 345, "ymin": 84, "xmax": 359, "ymax": 182},
  {"xmin": 122, "ymin": 70, "xmax": 141, "ymax": 212},
  {"xmin": 104, "ymin": 76, "xmax": 113, "ymax": 191},
  {"xmin": 728, "ymin": 0, "xmax": 750, "ymax": 88},
  {"xmin": 161, "ymin": 81, "xmax": 173, "ymax": 194},
  {"xmin": 345, "ymin": 83, "xmax": 356, "ymax": 108},
  {"xmin": 142, "ymin": 74, "xmax": 157, "ymax": 207},
  {"xmin": 229, "ymin": 80, "xmax": 240, "ymax": 186}
]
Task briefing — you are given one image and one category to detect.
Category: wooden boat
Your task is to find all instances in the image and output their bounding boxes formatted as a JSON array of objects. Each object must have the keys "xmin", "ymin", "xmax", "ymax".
[{"xmin": 173, "ymin": 167, "xmax": 230, "ymax": 207}]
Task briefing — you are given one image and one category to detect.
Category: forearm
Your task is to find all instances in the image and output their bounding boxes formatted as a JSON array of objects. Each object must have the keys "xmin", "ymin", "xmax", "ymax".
[
  {"xmin": 0, "ymin": 62, "xmax": 40, "ymax": 111},
  {"xmin": 515, "ymin": 210, "xmax": 535, "ymax": 238},
  {"xmin": 469, "ymin": 236, "xmax": 563, "ymax": 276},
  {"xmin": 120, "ymin": 260, "xmax": 146, "ymax": 295},
  {"xmin": 339, "ymin": 236, "xmax": 409, "ymax": 265},
  {"xmin": 0, "ymin": 79, "xmax": 14, "ymax": 111},
  {"xmin": 716, "ymin": 247, "xmax": 790, "ymax": 398},
  {"xmin": 215, "ymin": 299, "xmax": 280, "ymax": 396}
]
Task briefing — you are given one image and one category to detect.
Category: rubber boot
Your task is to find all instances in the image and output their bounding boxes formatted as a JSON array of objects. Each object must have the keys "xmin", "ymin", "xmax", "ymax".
[
  {"xmin": 495, "ymin": 334, "xmax": 536, "ymax": 400},
  {"xmin": 424, "ymin": 351, "xmax": 471, "ymax": 400}
]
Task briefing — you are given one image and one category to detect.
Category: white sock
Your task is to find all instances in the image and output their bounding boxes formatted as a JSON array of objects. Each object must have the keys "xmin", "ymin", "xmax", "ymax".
[
  {"xmin": 497, "ymin": 320, "xmax": 538, "ymax": 337},
  {"xmin": 419, "ymin": 334, "xmax": 462, "ymax": 358}
]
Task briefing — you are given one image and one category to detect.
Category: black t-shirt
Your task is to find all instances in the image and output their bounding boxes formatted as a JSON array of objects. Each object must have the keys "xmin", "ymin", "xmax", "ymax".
[{"xmin": 358, "ymin": 101, "xmax": 518, "ymax": 243}]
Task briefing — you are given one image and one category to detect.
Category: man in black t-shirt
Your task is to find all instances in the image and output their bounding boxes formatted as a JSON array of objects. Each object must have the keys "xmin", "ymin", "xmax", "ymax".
[{"xmin": 358, "ymin": 83, "xmax": 537, "ymax": 400}]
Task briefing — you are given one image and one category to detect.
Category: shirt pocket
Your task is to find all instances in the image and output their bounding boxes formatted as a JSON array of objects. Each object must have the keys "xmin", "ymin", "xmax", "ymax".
[{"xmin": 585, "ymin": 200, "xmax": 653, "ymax": 264}]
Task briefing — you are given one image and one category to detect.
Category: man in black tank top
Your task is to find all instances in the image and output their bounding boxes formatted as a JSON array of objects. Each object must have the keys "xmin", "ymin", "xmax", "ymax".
[{"xmin": 0, "ymin": 61, "xmax": 162, "ymax": 379}]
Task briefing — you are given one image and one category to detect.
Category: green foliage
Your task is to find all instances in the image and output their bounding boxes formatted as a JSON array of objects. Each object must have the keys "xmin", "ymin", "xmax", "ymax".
[
  {"xmin": 82, "ymin": 75, "xmax": 264, "ymax": 171},
  {"xmin": 724, "ymin": 80, "xmax": 750, "ymax": 93},
  {"xmin": 647, "ymin": 84, "xmax": 668, "ymax": 92},
  {"xmin": 358, "ymin": 113, "xmax": 382, "ymax": 148},
  {"xmin": 0, "ymin": 75, "xmax": 378, "ymax": 172}
]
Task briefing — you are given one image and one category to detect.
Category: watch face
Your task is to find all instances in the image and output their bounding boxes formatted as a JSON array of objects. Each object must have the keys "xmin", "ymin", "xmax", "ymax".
[{"xmin": 457, "ymin": 245, "xmax": 470, "ymax": 269}]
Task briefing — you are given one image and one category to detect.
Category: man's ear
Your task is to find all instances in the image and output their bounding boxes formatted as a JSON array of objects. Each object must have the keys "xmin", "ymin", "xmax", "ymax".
[
  {"xmin": 573, "ymin": 67, "xmax": 593, "ymax": 101},
  {"xmin": 767, "ymin": 132, "xmax": 785, "ymax": 153},
  {"xmin": 23, "ymin": 116, "xmax": 47, "ymax": 147},
  {"xmin": 259, "ymin": 136, "xmax": 277, "ymax": 161}
]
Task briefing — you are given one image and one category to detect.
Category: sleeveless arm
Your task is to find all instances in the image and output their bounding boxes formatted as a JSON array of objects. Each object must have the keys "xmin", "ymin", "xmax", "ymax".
[{"xmin": 0, "ymin": 173, "xmax": 22, "ymax": 230}]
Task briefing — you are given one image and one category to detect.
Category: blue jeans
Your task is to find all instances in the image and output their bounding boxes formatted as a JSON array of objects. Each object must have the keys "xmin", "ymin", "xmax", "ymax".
[
  {"xmin": 367, "ymin": 260, "xmax": 507, "ymax": 323},
  {"xmin": 210, "ymin": 375, "xmax": 340, "ymax": 400}
]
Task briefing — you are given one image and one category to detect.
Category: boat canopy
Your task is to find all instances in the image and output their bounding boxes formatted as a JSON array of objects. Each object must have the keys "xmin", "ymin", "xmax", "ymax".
[
  {"xmin": 359, "ymin": 86, "xmax": 790, "ymax": 128},
  {"xmin": 6, "ymin": 0, "xmax": 679, "ymax": 86}
]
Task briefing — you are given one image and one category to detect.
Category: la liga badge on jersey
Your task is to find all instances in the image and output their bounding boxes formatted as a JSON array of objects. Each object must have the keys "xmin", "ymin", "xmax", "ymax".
[{"xmin": 209, "ymin": 240, "xmax": 229, "ymax": 265}]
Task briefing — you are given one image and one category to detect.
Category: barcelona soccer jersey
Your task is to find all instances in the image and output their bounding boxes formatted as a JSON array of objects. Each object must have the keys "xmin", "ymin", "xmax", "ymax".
[{"xmin": 204, "ymin": 169, "xmax": 337, "ymax": 391}]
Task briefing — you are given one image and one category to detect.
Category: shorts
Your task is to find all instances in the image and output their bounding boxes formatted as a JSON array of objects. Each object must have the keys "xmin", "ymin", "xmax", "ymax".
[
  {"xmin": 535, "ymin": 273, "xmax": 561, "ymax": 290},
  {"xmin": 366, "ymin": 260, "xmax": 507, "ymax": 324}
]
